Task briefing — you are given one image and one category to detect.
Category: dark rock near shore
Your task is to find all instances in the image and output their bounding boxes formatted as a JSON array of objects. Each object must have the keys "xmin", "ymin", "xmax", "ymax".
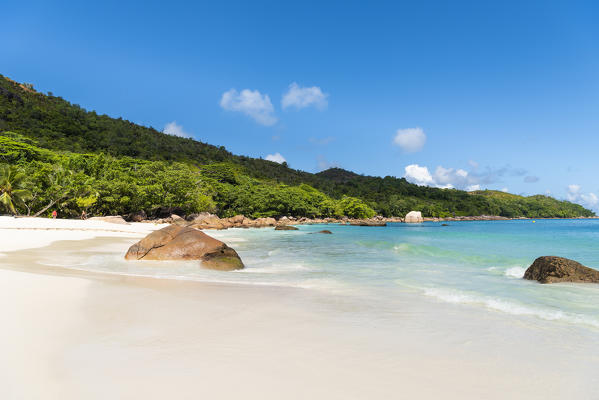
[
  {"xmin": 125, "ymin": 225, "xmax": 244, "ymax": 271},
  {"xmin": 128, "ymin": 211, "xmax": 147, "ymax": 222},
  {"xmin": 313, "ymin": 230, "xmax": 332, "ymax": 234},
  {"xmin": 441, "ymin": 223, "xmax": 449, "ymax": 226},
  {"xmin": 523, "ymin": 256, "xmax": 599, "ymax": 284},
  {"xmin": 275, "ymin": 225, "xmax": 299, "ymax": 231}
]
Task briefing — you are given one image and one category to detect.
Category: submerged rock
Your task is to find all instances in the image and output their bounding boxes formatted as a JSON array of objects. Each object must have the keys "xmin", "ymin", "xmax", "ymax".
[
  {"xmin": 404, "ymin": 211, "xmax": 423, "ymax": 223},
  {"xmin": 523, "ymin": 256, "xmax": 599, "ymax": 284},
  {"xmin": 349, "ymin": 220, "xmax": 387, "ymax": 226},
  {"xmin": 125, "ymin": 225, "xmax": 244, "ymax": 271},
  {"xmin": 313, "ymin": 230, "xmax": 332, "ymax": 234},
  {"xmin": 275, "ymin": 225, "xmax": 299, "ymax": 231}
]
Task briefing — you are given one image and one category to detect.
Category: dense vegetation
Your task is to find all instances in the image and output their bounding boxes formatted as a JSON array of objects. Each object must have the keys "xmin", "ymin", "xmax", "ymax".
[{"xmin": 0, "ymin": 74, "xmax": 594, "ymax": 219}]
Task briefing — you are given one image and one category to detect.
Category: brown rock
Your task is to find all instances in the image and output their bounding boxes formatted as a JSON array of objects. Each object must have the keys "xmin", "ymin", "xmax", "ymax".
[
  {"xmin": 523, "ymin": 256, "xmax": 599, "ymax": 284},
  {"xmin": 313, "ymin": 230, "xmax": 332, "ymax": 234},
  {"xmin": 128, "ymin": 211, "xmax": 147, "ymax": 222},
  {"xmin": 125, "ymin": 225, "xmax": 244, "ymax": 271},
  {"xmin": 349, "ymin": 220, "xmax": 387, "ymax": 226},
  {"xmin": 275, "ymin": 225, "xmax": 299, "ymax": 231}
]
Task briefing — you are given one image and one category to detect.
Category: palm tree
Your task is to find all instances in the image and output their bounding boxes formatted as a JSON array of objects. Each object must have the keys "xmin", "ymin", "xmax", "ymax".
[{"xmin": 0, "ymin": 164, "xmax": 31, "ymax": 215}]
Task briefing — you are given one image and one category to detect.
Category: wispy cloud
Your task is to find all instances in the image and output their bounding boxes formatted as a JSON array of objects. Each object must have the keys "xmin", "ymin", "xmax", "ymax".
[
  {"xmin": 524, "ymin": 175, "xmax": 540, "ymax": 183},
  {"xmin": 282, "ymin": 82, "xmax": 328, "ymax": 110},
  {"xmin": 220, "ymin": 88, "xmax": 277, "ymax": 126},
  {"xmin": 265, "ymin": 152, "xmax": 286, "ymax": 164},
  {"xmin": 403, "ymin": 163, "xmax": 528, "ymax": 192},
  {"xmin": 316, "ymin": 155, "xmax": 339, "ymax": 171},
  {"xmin": 309, "ymin": 136, "xmax": 335, "ymax": 146},
  {"xmin": 566, "ymin": 184, "xmax": 598, "ymax": 209},
  {"xmin": 393, "ymin": 128, "xmax": 426, "ymax": 153},
  {"xmin": 163, "ymin": 121, "xmax": 192, "ymax": 138}
]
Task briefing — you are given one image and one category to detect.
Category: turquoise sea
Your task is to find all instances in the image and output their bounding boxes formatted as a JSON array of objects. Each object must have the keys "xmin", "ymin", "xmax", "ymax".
[{"xmin": 65, "ymin": 219, "xmax": 599, "ymax": 331}]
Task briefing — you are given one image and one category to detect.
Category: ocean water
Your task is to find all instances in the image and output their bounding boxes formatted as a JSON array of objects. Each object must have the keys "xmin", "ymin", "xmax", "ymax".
[{"xmin": 41, "ymin": 219, "xmax": 599, "ymax": 330}]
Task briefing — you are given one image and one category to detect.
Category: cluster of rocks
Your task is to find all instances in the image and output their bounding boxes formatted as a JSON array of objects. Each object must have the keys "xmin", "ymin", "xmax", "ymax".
[
  {"xmin": 125, "ymin": 225, "xmax": 244, "ymax": 271},
  {"xmin": 424, "ymin": 215, "xmax": 510, "ymax": 222},
  {"xmin": 97, "ymin": 211, "xmax": 530, "ymax": 228}
]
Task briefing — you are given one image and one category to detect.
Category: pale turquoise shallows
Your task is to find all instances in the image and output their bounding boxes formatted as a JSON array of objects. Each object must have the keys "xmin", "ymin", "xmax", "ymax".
[{"xmin": 74, "ymin": 220, "xmax": 599, "ymax": 330}]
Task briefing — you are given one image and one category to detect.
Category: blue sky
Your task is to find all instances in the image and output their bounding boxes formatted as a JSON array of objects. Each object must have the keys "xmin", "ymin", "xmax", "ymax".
[{"xmin": 2, "ymin": 0, "xmax": 599, "ymax": 210}]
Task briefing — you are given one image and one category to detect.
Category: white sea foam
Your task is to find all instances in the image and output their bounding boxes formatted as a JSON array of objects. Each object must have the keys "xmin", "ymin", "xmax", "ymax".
[
  {"xmin": 423, "ymin": 287, "xmax": 599, "ymax": 328},
  {"xmin": 504, "ymin": 266, "xmax": 526, "ymax": 278}
]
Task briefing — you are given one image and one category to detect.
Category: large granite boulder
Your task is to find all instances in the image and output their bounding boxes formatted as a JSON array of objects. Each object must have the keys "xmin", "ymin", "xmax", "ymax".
[
  {"xmin": 523, "ymin": 256, "xmax": 599, "ymax": 284},
  {"xmin": 125, "ymin": 225, "xmax": 244, "ymax": 271},
  {"xmin": 404, "ymin": 211, "xmax": 423, "ymax": 223}
]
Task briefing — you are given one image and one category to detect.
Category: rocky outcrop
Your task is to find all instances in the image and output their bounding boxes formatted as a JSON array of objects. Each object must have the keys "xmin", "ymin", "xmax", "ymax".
[
  {"xmin": 125, "ymin": 225, "xmax": 244, "ymax": 271},
  {"xmin": 313, "ymin": 230, "xmax": 332, "ymax": 234},
  {"xmin": 404, "ymin": 211, "xmax": 423, "ymax": 223},
  {"xmin": 88, "ymin": 216, "xmax": 129, "ymax": 225},
  {"xmin": 523, "ymin": 256, "xmax": 599, "ymax": 284},
  {"xmin": 275, "ymin": 225, "xmax": 299, "ymax": 231}
]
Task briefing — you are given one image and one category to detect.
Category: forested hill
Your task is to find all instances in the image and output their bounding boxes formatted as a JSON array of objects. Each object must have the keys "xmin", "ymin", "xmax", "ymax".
[{"xmin": 0, "ymin": 74, "xmax": 594, "ymax": 219}]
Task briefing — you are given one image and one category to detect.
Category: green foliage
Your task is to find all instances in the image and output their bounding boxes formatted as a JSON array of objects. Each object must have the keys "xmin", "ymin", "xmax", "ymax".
[
  {"xmin": 76, "ymin": 195, "xmax": 97, "ymax": 211},
  {"xmin": 0, "ymin": 164, "xmax": 31, "ymax": 214},
  {"xmin": 338, "ymin": 196, "xmax": 376, "ymax": 219},
  {"xmin": 0, "ymin": 73, "xmax": 594, "ymax": 219}
]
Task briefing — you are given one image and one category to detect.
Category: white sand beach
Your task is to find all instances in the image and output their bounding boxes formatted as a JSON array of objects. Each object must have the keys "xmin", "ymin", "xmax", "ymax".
[{"xmin": 1, "ymin": 217, "xmax": 598, "ymax": 399}]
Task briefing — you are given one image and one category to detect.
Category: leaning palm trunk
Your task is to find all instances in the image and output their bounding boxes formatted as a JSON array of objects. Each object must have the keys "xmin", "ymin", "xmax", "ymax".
[{"xmin": 33, "ymin": 200, "xmax": 58, "ymax": 217}]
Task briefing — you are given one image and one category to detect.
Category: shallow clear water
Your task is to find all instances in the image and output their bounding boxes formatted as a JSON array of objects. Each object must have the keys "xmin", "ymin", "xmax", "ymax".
[{"xmin": 47, "ymin": 220, "xmax": 599, "ymax": 330}]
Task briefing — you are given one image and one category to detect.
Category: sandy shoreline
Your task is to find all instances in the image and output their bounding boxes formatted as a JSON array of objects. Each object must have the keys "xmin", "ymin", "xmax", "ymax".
[{"xmin": 1, "ymin": 217, "xmax": 598, "ymax": 399}]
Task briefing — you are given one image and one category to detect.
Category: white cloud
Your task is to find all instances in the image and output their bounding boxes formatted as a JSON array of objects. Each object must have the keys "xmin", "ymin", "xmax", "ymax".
[
  {"xmin": 163, "ymin": 121, "xmax": 191, "ymax": 138},
  {"xmin": 501, "ymin": 187, "xmax": 509, "ymax": 192},
  {"xmin": 567, "ymin": 184, "xmax": 598, "ymax": 209},
  {"xmin": 265, "ymin": 152, "xmax": 286, "ymax": 164},
  {"xmin": 404, "ymin": 164, "xmax": 434, "ymax": 186},
  {"xmin": 220, "ymin": 88, "xmax": 277, "ymax": 126},
  {"xmin": 404, "ymin": 163, "xmax": 517, "ymax": 193},
  {"xmin": 393, "ymin": 128, "xmax": 426, "ymax": 153},
  {"xmin": 566, "ymin": 184, "xmax": 581, "ymax": 201},
  {"xmin": 582, "ymin": 193, "xmax": 599, "ymax": 207},
  {"xmin": 282, "ymin": 82, "xmax": 328, "ymax": 110}
]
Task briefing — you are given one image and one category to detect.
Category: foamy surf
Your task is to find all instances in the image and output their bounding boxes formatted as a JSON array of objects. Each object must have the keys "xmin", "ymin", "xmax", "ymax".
[{"xmin": 423, "ymin": 287, "xmax": 599, "ymax": 329}]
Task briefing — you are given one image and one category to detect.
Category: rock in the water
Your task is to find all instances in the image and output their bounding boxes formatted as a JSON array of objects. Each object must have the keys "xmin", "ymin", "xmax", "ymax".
[
  {"xmin": 88, "ymin": 216, "xmax": 129, "ymax": 225},
  {"xmin": 404, "ymin": 211, "xmax": 423, "ymax": 223},
  {"xmin": 125, "ymin": 225, "xmax": 244, "ymax": 271},
  {"xmin": 275, "ymin": 225, "xmax": 299, "ymax": 231},
  {"xmin": 441, "ymin": 223, "xmax": 449, "ymax": 226},
  {"xmin": 523, "ymin": 256, "xmax": 599, "ymax": 284},
  {"xmin": 349, "ymin": 220, "xmax": 387, "ymax": 226},
  {"xmin": 313, "ymin": 230, "xmax": 332, "ymax": 234}
]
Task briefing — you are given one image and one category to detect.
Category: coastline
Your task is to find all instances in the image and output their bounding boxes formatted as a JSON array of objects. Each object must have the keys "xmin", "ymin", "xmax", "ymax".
[{"xmin": 1, "ymin": 217, "xmax": 599, "ymax": 399}]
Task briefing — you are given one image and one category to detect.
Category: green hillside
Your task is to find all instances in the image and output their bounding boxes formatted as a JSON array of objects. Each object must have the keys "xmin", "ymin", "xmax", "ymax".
[{"xmin": 0, "ymin": 74, "xmax": 594, "ymax": 219}]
